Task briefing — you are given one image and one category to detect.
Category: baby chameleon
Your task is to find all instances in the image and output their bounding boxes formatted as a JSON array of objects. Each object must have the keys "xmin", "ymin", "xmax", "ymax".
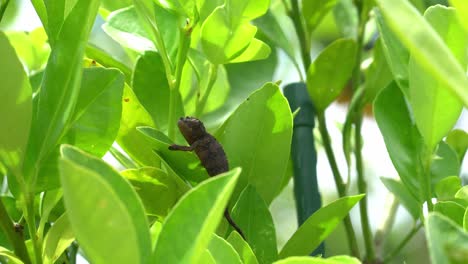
[{"xmin": 168, "ymin": 117, "xmax": 245, "ymax": 239}]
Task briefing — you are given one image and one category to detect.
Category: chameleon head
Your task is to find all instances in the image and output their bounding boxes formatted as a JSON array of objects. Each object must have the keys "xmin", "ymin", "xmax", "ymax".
[{"xmin": 177, "ymin": 116, "xmax": 207, "ymax": 143}]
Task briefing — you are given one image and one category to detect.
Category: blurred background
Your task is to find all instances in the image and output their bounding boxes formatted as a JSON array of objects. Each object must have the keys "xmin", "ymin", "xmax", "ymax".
[{"xmin": 2, "ymin": 0, "xmax": 467, "ymax": 263}]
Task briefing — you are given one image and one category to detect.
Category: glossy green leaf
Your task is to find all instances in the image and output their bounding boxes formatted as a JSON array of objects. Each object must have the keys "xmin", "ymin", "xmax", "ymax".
[
  {"xmin": 303, "ymin": 0, "xmax": 338, "ymax": 33},
  {"xmin": 435, "ymin": 176, "xmax": 462, "ymax": 201},
  {"xmin": 307, "ymin": 39, "xmax": 356, "ymax": 112},
  {"xmin": 121, "ymin": 167, "xmax": 188, "ymax": 217},
  {"xmin": 102, "ymin": 6, "xmax": 155, "ymax": 52},
  {"xmin": 227, "ymin": 231, "xmax": 259, "ymax": 264},
  {"xmin": 200, "ymin": 0, "xmax": 269, "ymax": 64},
  {"xmin": 133, "ymin": 51, "xmax": 184, "ymax": 132},
  {"xmin": 60, "ymin": 145, "xmax": 151, "ymax": 264},
  {"xmin": 208, "ymin": 234, "xmax": 242, "ymax": 264},
  {"xmin": 431, "ymin": 142, "xmax": 460, "ymax": 186},
  {"xmin": 363, "ymin": 39, "xmax": 392, "ymax": 103},
  {"xmin": 446, "ymin": 129, "xmax": 468, "ymax": 163},
  {"xmin": 6, "ymin": 28, "xmax": 50, "ymax": 73},
  {"xmin": 333, "ymin": 0, "xmax": 358, "ymax": 38},
  {"xmin": 198, "ymin": 250, "xmax": 216, "ymax": 264},
  {"xmin": 0, "ymin": 31, "xmax": 32, "ymax": 176},
  {"xmin": 38, "ymin": 189, "xmax": 63, "ymax": 239},
  {"xmin": 253, "ymin": 10, "xmax": 300, "ymax": 73},
  {"xmin": 455, "ymin": 186, "xmax": 468, "ymax": 204},
  {"xmin": 231, "ymin": 186, "xmax": 277, "ymax": 264},
  {"xmin": 42, "ymin": 213, "xmax": 74, "ymax": 264},
  {"xmin": 0, "ymin": 196, "xmax": 21, "ymax": 221},
  {"xmin": 0, "ymin": 247, "xmax": 23, "ymax": 264},
  {"xmin": 451, "ymin": 0, "xmax": 468, "ymax": 32},
  {"xmin": 215, "ymin": 83, "xmax": 293, "ymax": 204},
  {"xmin": 24, "ymin": 0, "xmax": 100, "ymax": 182},
  {"xmin": 138, "ymin": 127, "xmax": 209, "ymax": 183},
  {"xmin": 185, "ymin": 50, "xmax": 230, "ymax": 115},
  {"xmin": 116, "ymin": 84, "xmax": 160, "ymax": 166},
  {"xmin": 374, "ymin": 82, "xmax": 423, "ymax": 201},
  {"xmin": 279, "ymin": 194, "xmax": 364, "ymax": 259},
  {"xmin": 375, "ymin": 0, "xmax": 468, "ymax": 108},
  {"xmin": 228, "ymin": 38, "xmax": 271, "ymax": 63},
  {"xmin": 434, "ymin": 201, "xmax": 465, "ymax": 227},
  {"xmin": 426, "ymin": 213, "xmax": 468, "ymax": 264},
  {"xmin": 62, "ymin": 67, "xmax": 124, "ymax": 157},
  {"xmin": 380, "ymin": 177, "xmax": 420, "ymax": 219},
  {"xmin": 274, "ymin": 256, "xmax": 361, "ymax": 264},
  {"xmin": 464, "ymin": 208, "xmax": 468, "ymax": 231},
  {"xmin": 408, "ymin": 6, "xmax": 466, "ymax": 150},
  {"xmin": 152, "ymin": 168, "xmax": 240, "ymax": 263},
  {"xmin": 375, "ymin": 10, "xmax": 409, "ymax": 97}
]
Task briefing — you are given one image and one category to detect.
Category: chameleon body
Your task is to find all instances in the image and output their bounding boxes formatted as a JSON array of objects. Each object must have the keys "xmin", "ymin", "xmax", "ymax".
[{"xmin": 169, "ymin": 117, "xmax": 245, "ymax": 239}]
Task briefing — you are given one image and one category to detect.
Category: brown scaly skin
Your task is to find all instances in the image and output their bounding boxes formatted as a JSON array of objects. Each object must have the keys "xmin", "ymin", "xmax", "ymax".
[{"xmin": 169, "ymin": 117, "xmax": 245, "ymax": 239}]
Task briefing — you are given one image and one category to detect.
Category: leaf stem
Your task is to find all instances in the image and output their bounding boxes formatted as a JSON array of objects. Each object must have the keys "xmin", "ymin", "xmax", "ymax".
[
  {"xmin": 289, "ymin": 0, "xmax": 311, "ymax": 71},
  {"xmin": 195, "ymin": 63, "xmax": 218, "ymax": 117},
  {"xmin": 355, "ymin": 115, "xmax": 376, "ymax": 262},
  {"xmin": 0, "ymin": 197, "xmax": 31, "ymax": 264},
  {"xmin": 383, "ymin": 222, "xmax": 423, "ymax": 263},
  {"xmin": 168, "ymin": 23, "xmax": 192, "ymax": 140},
  {"xmin": 24, "ymin": 191, "xmax": 42, "ymax": 264},
  {"xmin": 317, "ymin": 112, "xmax": 360, "ymax": 257}
]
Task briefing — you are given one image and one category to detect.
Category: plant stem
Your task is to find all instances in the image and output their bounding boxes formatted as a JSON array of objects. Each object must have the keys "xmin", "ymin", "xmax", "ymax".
[
  {"xmin": 317, "ymin": 112, "xmax": 360, "ymax": 257},
  {"xmin": 168, "ymin": 23, "xmax": 191, "ymax": 140},
  {"xmin": 0, "ymin": 197, "xmax": 31, "ymax": 264},
  {"xmin": 422, "ymin": 150, "xmax": 434, "ymax": 213},
  {"xmin": 355, "ymin": 116, "xmax": 376, "ymax": 262},
  {"xmin": 24, "ymin": 192, "xmax": 42, "ymax": 264},
  {"xmin": 383, "ymin": 222, "xmax": 423, "ymax": 263},
  {"xmin": 195, "ymin": 63, "xmax": 218, "ymax": 117},
  {"xmin": 374, "ymin": 195, "xmax": 399, "ymax": 259},
  {"xmin": 289, "ymin": 0, "xmax": 311, "ymax": 72}
]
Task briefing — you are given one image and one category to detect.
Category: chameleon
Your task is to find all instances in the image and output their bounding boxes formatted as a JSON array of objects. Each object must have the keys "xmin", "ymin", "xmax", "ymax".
[{"xmin": 168, "ymin": 116, "xmax": 245, "ymax": 239}]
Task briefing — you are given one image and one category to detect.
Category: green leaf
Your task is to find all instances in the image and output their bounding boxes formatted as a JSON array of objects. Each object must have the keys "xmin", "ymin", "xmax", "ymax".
[
  {"xmin": 446, "ymin": 129, "xmax": 468, "ymax": 163},
  {"xmin": 431, "ymin": 142, "xmax": 460, "ymax": 186},
  {"xmin": 274, "ymin": 256, "xmax": 361, "ymax": 264},
  {"xmin": 307, "ymin": 39, "xmax": 356, "ymax": 112},
  {"xmin": 59, "ymin": 145, "xmax": 151, "ymax": 264},
  {"xmin": 198, "ymin": 250, "xmax": 216, "ymax": 264},
  {"xmin": 464, "ymin": 208, "xmax": 468, "ymax": 231},
  {"xmin": 0, "ymin": 31, "xmax": 32, "ymax": 175},
  {"xmin": 380, "ymin": 177, "xmax": 420, "ymax": 219},
  {"xmin": 375, "ymin": 0, "xmax": 468, "ymax": 108},
  {"xmin": 374, "ymin": 82, "xmax": 423, "ymax": 201},
  {"xmin": 42, "ymin": 213, "xmax": 74, "ymax": 264},
  {"xmin": 450, "ymin": 0, "xmax": 468, "ymax": 32},
  {"xmin": 121, "ymin": 167, "xmax": 188, "ymax": 217},
  {"xmin": 6, "ymin": 28, "xmax": 50, "ymax": 73},
  {"xmin": 375, "ymin": 10, "xmax": 409, "ymax": 97},
  {"xmin": 152, "ymin": 168, "xmax": 241, "ymax": 263},
  {"xmin": 303, "ymin": 0, "xmax": 338, "ymax": 33},
  {"xmin": 408, "ymin": 6, "xmax": 466, "ymax": 150},
  {"xmin": 228, "ymin": 38, "xmax": 271, "ymax": 63},
  {"xmin": 102, "ymin": 6, "xmax": 155, "ymax": 52},
  {"xmin": 455, "ymin": 186, "xmax": 468, "ymax": 205},
  {"xmin": 24, "ymin": 0, "xmax": 100, "ymax": 182},
  {"xmin": 133, "ymin": 51, "xmax": 184, "ymax": 132},
  {"xmin": 62, "ymin": 67, "xmax": 124, "ymax": 157},
  {"xmin": 426, "ymin": 213, "xmax": 468, "ymax": 264},
  {"xmin": 434, "ymin": 201, "xmax": 465, "ymax": 227},
  {"xmin": 333, "ymin": 0, "xmax": 358, "ymax": 38},
  {"xmin": 231, "ymin": 186, "xmax": 277, "ymax": 264},
  {"xmin": 215, "ymin": 83, "xmax": 293, "ymax": 204},
  {"xmin": 278, "ymin": 194, "xmax": 364, "ymax": 259},
  {"xmin": 435, "ymin": 176, "xmax": 462, "ymax": 201},
  {"xmin": 138, "ymin": 127, "xmax": 209, "ymax": 183},
  {"xmin": 116, "ymin": 84, "xmax": 161, "ymax": 166},
  {"xmin": 227, "ymin": 231, "xmax": 259, "ymax": 264},
  {"xmin": 253, "ymin": 10, "xmax": 300, "ymax": 73},
  {"xmin": 208, "ymin": 234, "xmax": 242, "ymax": 264},
  {"xmin": 200, "ymin": 0, "xmax": 270, "ymax": 64},
  {"xmin": 0, "ymin": 247, "xmax": 23, "ymax": 264},
  {"xmin": 362, "ymin": 39, "xmax": 393, "ymax": 103}
]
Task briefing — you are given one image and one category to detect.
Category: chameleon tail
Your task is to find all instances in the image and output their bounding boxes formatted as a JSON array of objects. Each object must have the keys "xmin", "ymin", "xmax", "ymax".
[{"xmin": 224, "ymin": 208, "xmax": 246, "ymax": 240}]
